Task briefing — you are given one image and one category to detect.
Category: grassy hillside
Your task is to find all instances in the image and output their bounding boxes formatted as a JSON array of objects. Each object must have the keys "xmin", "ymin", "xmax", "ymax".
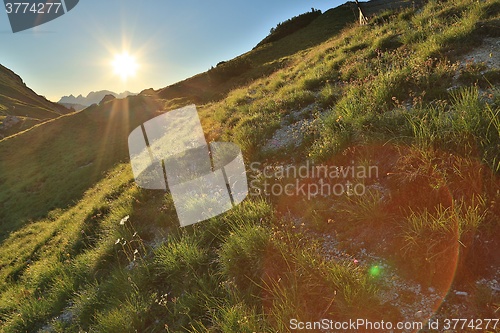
[
  {"xmin": 0, "ymin": 65, "xmax": 70, "ymax": 138},
  {"xmin": 0, "ymin": 96, "xmax": 163, "ymax": 237},
  {"xmin": 155, "ymin": 4, "xmax": 355, "ymax": 106},
  {"xmin": 0, "ymin": 0, "xmax": 499, "ymax": 332}
]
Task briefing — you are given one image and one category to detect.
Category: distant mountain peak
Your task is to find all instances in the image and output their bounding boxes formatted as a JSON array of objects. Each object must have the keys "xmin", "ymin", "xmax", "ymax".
[{"xmin": 58, "ymin": 90, "xmax": 136, "ymax": 106}]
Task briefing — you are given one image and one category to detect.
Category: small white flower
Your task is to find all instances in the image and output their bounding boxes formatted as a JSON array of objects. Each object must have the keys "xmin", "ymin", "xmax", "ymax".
[{"xmin": 119, "ymin": 215, "xmax": 130, "ymax": 225}]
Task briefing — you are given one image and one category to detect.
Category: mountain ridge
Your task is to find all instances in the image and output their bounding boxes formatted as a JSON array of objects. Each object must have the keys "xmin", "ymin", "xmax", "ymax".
[
  {"xmin": 58, "ymin": 90, "xmax": 136, "ymax": 106},
  {"xmin": 0, "ymin": 64, "xmax": 71, "ymax": 137}
]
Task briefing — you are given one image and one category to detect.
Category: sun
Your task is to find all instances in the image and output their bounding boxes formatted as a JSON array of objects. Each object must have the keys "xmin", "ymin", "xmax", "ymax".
[{"xmin": 112, "ymin": 52, "xmax": 138, "ymax": 81}]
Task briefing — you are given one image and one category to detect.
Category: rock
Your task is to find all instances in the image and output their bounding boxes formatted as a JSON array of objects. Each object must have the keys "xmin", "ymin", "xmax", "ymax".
[
  {"xmin": 140, "ymin": 88, "xmax": 155, "ymax": 96},
  {"xmin": 99, "ymin": 94, "xmax": 116, "ymax": 105},
  {"xmin": 0, "ymin": 115, "xmax": 21, "ymax": 130},
  {"xmin": 415, "ymin": 310, "xmax": 424, "ymax": 319},
  {"xmin": 455, "ymin": 291, "xmax": 468, "ymax": 296}
]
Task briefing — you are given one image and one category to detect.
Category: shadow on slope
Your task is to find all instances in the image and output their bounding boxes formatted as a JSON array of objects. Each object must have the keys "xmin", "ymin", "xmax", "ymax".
[{"xmin": 0, "ymin": 95, "xmax": 164, "ymax": 239}]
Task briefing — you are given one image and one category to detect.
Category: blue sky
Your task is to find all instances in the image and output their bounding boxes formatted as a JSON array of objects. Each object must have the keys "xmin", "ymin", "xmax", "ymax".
[{"xmin": 1, "ymin": 0, "xmax": 344, "ymax": 101}]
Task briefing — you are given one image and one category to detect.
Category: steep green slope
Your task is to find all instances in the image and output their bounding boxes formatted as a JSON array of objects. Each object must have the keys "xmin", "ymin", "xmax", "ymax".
[
  {"xmin": 156, "ymin": 4, "xmax": 355, "ymax": 105},
  {"xmin": 0, "ymin": 0, "xmax": 499, "ymax": 332},
  {"xmin": 0, "ymin": 65, "xmax": 70, "ymax": 137},
  {"xmin": 255, "ymin": 8, "xmax": 322, "ymax": 48}
]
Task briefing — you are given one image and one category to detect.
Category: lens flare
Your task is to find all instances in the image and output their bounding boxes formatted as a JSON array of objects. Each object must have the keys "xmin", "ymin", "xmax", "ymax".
[{"xmin": 369, "ymin": 265, "xmax": 382, "ymax": 278}]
